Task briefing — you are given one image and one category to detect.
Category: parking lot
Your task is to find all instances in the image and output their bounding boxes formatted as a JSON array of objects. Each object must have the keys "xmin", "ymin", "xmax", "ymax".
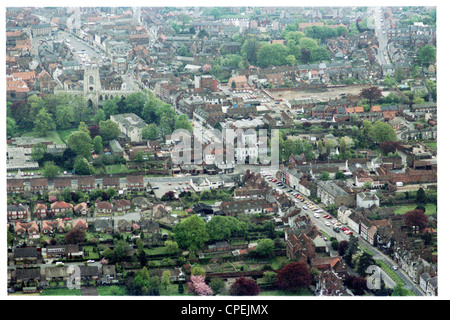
[{"xmin": 150, "ymin": 180, "xmax": 192, "ymax": 199}]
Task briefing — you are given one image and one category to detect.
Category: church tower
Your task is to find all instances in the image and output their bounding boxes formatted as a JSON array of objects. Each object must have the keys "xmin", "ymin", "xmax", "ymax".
[{"xmin": 83, "ymin": 63, "xmax": 101, "ymax": 110}]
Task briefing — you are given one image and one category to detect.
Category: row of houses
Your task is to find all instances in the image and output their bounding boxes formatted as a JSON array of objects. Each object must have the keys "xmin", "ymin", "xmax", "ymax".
[{"xmin": 7, "ymin": 174, "xmax": 148, "ymax": 195}]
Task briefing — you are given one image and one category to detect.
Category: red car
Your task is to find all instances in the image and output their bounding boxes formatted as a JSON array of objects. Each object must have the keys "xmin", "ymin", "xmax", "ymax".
[{"xmin": 342, "ymin": 227, "xmax": 348, "ymax": 231}]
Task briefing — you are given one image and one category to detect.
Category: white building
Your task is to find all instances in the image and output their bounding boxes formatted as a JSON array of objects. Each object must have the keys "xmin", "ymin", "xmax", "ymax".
[{"xmin": 356, "ymin": 192, "xmax": 380, "ymax": 209}]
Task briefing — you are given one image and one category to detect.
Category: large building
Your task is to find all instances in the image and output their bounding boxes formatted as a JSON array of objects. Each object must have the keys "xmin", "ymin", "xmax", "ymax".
[{"xmin": 110, "ymin": 113, "xmax": 147, "ymax": 142}]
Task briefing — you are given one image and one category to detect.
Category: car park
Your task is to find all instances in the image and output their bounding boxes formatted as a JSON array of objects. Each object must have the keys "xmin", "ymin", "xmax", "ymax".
[{"xmin": 325, "ymin": 221, "xmax": 331, "ymax": 227}]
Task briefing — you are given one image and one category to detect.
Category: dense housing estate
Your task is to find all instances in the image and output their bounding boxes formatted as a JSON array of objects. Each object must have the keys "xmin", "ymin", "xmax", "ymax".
[{"xmin": 6, "ymin": 6, "xmax": 437, "ymax": 298}]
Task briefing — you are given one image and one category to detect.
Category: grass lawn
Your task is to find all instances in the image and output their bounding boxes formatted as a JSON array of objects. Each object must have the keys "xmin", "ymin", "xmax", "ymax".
[
  {"xmin": 102, "ymin": 164, "xmax": 134, "ymax": 174},
  {"xmin": 41, "ymin": 288, "xmax": 82, "ymax": 296},
  {"xmin": 375, "ymin": 260, "xmax": 405, "ymax": 287},
  {"xmin": 425, "ymin": 142, "xmax": 437, "ymax": 151},
  {"xmin": 394, "ymin": 203, "xmax": 437, "ymax": 215},
  {"xmin": 58, "ymin": 128, "xmax": 78, "ymax": 143},
  {"xmin": 269, "ymin": 256, "xmax": 290, "ymax": 271},
  {"xmin": 144, "ymin": 246, "xmax": 168, "ymax": 256},
  {"xmin": 97, "ymin": 285, "xmax": 127, "ymax": 296},
  {"xmin": 82, "ymin": 245, "xmax": 100, "ymax": 260}
]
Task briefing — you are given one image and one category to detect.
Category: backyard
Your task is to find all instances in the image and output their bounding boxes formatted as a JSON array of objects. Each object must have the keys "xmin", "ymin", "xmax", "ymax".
[{"xmin": 393, "ymin": 203, "xmax": 437, "ymax": 215}]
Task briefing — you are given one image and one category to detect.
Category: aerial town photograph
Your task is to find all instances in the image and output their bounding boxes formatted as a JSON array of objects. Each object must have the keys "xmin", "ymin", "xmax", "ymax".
[{"xmin": 5, "ymin": 3, "xmax": 439, "ymax": 301}]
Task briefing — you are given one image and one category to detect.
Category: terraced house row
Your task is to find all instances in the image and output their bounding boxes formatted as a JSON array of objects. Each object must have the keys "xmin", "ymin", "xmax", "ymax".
[{"xmin": 7, "ymin": 174, "xmax": 147, "ymax": 195}]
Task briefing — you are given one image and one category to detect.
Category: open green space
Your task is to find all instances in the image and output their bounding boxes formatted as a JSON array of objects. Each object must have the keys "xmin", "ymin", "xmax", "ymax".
[{"xmin": 394, "ymin": 203, "xmax": 437, "ymax": 215}]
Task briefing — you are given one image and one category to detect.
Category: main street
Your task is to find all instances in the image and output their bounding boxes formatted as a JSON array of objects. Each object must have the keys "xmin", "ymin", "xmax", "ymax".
[
  {"xmin": 372, "ymin": 7, "xmax": 390, "ymax": 66},
  {"xmin": 262, "ymin": 171, "xmax": 425, "ymax": 296}
]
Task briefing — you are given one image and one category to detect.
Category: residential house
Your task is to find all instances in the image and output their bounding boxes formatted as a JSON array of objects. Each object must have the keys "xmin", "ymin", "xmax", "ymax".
[
  {"xmin": 94, "ymin": 218, "xmax": 114, "ymax": 234},
  {"xmin": 138, "ymin": 219, "xmax": 160, "ymax": 244},
  {"xmin": 35, "ymin": 203, "xmax": 48, "ymax": 219},
  {"xmin": 347, "ymin": 211, "xmax": 361, "ymax": 234},
  {"xmin": 46, "ymin": 244, "xmax": 84, "ymax": 259},
  {"xmin": 79, "ymin": 266, "xmax": 100, "ymax": 282},
  {"xmin": 132, "ymin": 196, "xmax": 153, "ymax": 210},
  {"xmin": 74, "ymin": 202, "xmax": 89, "ymax": 216},
  {"xmin": 337, "ymin": 206, "xmax": 353, "ymax": 224},
  {"xmin": 102, "ymin": 176, "xmax": 120, "ymax": 190},
  {"xmin": 311, "ymin": 256, "xmax": 346, "ymax": 273},
  {"xmin": 13, "ymin": 247, "xmax": 40, "ymax": 265},
  {"xmin": 30, "ymin": 178, "xmax": 48, "ymax": 194},
  {"xmin": 41, "ymin": 220, "xmax": 65, "ymax": 234},
  {"xmin": 53, "ymin": 177, "xmax": 72, "ymax": 192},
  {"xmin": 96, "ymin": 201, "xmax": 114, "ymax": 215},
  {"xmin": 220, "ymin": 199, "xmax": 273, "ymax": 216},
  {"xmin": 7, "ymin": 179, "xmax": 25, "ymax": 195},
  {"xmin": 42, "ymin": 266, "xmax": 69, "ymax": 284},
  {"xmin": 427, "ymin": 276, "xmax": 438, "ymax": 296},
  {"xmin": 227, "ymin": 75, "xmax": 248, "ymax": 90},
  {"xmin": 77, "ymin": 176, "xmax": 96, "ymax": 192},
  {"xmin": 356, "ymin": 192, "xmax": 380, "ymax": 209},
  {"xmin": 117, "ymin": 219, "xmax": 134, "ymax": 233},
  {"xmin": 50, "ymin": 201, "xmax": 73, "ymax": 217},
  {"xmin": 126, "ymin": 175, "xmax": 144, "ymax": 191},
  {"xmin": 14, "ymin": 268, "xmax": 42, "ymax": 287},
  {"xmin": 8, "ymin": 204, "xmax": 28, "ymax": 221},
  {"xmin": 316, "ymin": 180, "xmax": 355, "ymax": 207},
  {"xmin": 114, "ymin": 199, "xmax": 132, "ymax": 213},
  {"xmin": 72, "ymin": 218, "xmax": 88, "ymax": 231},
  {"xmin": 15, "ymin": 221, "xmax": 39, "ymax": 238}
]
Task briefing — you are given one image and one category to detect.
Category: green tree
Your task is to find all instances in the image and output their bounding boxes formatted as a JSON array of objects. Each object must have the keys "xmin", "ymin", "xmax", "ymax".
[
  {"xmin": 33, "ymin": 108, "xmax": 55, "ymax": 137},
  {"xmin": 286, "ymin": 54, "xmax": 296, "ymax": 66},
  {"xmin": 175, "ymin": 114, "xmax": 193, "ymax": 132},
  {"xmin": 392, "ymin": 284, "xmax": 410, "ymax": 296},
  {"xmin": 55, "ymin": 105, "xmax": 75, "ymax": 129},
  {"xmin": 67, "ymin": 131, "xmax": 93, "ymax": 158},
  {"xmin": 310, "ymin": 46, "xmax": 330, "ymax": 62},
  {"xmin": 142, "ymin": 123, "xmax": 160, "ymax": 140},
  {"xmin": 31, "ymin": 142, "xmax": 47, "ymax": 161},
  {"xmin": 320, "ymin": 171, "xmax": 330, "ymax": 181},
  {"xmin": 368, "ymin": 121, "xmax": 397, "ymax": 144},
  {"xmin": 42, "ymin": 161, "xmax": 60, "ymax": 178},
  {"xmin": 102, "ymin": 98, "xmax": 119, "ymax": 118},
  {"xmin": 164, "ymin": 240, "xmax": 180, "ymax": 255},
  {"xmin": 418, "ymin": 44, "xmax": 436, "ymax": 67},
  {"xmin": 99, "ymin": 120, "xmax": 120, "ymax": 141},
  {"xmin": 93, "ymin": 108, "xmax": 106, "ymax": 124},
  {"xmin": 241, "ymin": 37, "xmax": 261, "ymax": 65},
  {"xmin": 356, "ymin": 252, "xmax": 377, "ymax": 277},
  {"xmin": 6, "ymin": 117, "xmax": 17, "ymax": 137},
  {"xmin": 254, "ymin": 238, "xmax": 275, "ymax": 258},
  {"xmin": 173, "ymin": 215, "xmax": 209, "ymax": 252},
  {"xmin": 161, "ymin": 270, "xmax": 171, "ymax": 290},
  {"xmin": 73, "ymin": 156, "xmax": 94, "ymax": 175},
  {"xmin": 92, "ymin": 135, "xmax": 103, "ymax": 154},
  {"xmin": 256, "ymin": 43, "xmax": 289, "ymax": 67}
]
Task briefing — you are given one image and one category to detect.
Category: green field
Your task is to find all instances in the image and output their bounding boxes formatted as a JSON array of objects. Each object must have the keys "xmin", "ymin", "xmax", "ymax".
[
  {"xmin": 394, "ymin": 203, "xmax": 437, "ymax": 215},
  {"xmin": 425, "ymin": 142, "xmax": 437, "ymax": 151}
]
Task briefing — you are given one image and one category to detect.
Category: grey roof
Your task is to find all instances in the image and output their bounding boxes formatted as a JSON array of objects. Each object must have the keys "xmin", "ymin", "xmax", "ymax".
[{"xmin": 317, "ymin": 181, "xmax": 349, "ymax": 197}]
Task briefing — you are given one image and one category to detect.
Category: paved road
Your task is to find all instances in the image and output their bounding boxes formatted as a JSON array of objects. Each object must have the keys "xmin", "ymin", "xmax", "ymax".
[
  {"xmin": 373, "ymin": 7, "xmax": 390, "ymax": 66},
  {"xmin": 262, "ymin": 172, "xmax": 425, "ymax": 296}
]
